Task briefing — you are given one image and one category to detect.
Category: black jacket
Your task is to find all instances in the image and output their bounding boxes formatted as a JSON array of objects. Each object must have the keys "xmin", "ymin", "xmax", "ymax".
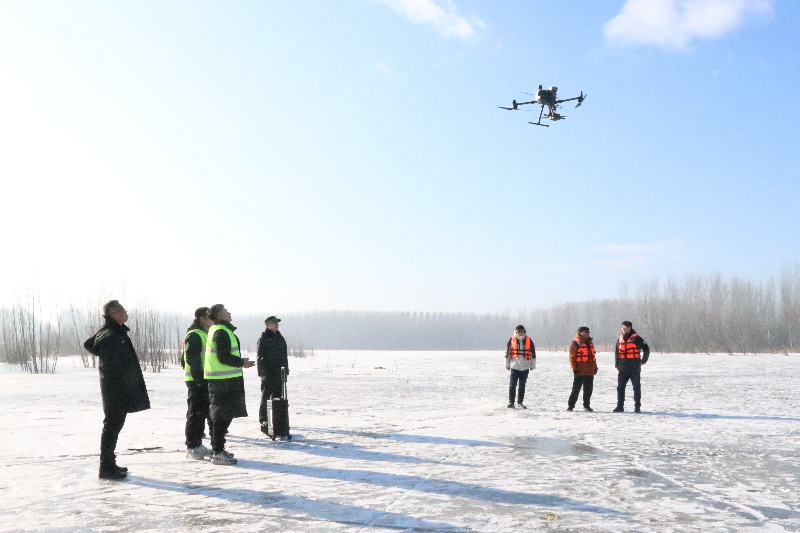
[
  {"xmin": 257, "ymin": 329, "xmax": 288, "ymax": 376},
  {"xmin": 84, "ymin": 320, "xmax": 151, "ymax": 414},
  {"xmin": 207, "ymin": 321, "xmax": 247, "ymax": 420},
  {"xmin": 614, "ymin": 330, "xmax": 650, "ymax": 371}
]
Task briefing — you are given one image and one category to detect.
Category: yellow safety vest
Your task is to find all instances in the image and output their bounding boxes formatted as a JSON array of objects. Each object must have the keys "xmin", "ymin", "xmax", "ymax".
[
  {"xmin": 204, "ymin": 324, "xmax": 243, "ymax": 380},
  {"xmin": 182, "ymin": 329, "xmax": 208, "ymax": 382}
]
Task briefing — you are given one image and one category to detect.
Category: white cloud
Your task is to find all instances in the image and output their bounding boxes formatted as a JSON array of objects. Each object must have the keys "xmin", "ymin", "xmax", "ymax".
[
  {"xmin": 374, "ymin": 0, "xmax": 481, "ymax": 39},
  {"xmin": 372, "ymin": 62, "xmax": 395, "ymax": 77},
  {"xmin": 603, "ymin": 0, "xmax": 771, "ymax": 50},
  {"xmin": 594, "ymin": 255, "xmax": 648, "ymax": 270}
]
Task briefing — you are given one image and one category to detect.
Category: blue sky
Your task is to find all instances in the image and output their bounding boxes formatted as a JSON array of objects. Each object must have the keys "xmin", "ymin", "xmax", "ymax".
[{"xmin": 0, "ymin": 0, "xmax": 797, "ymax": 314}]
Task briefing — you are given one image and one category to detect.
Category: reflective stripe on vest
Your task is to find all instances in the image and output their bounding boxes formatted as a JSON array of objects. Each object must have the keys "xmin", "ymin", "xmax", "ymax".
[
  {"xmin": 618, "ymin": 334, "xmax": 641, "ymax": 359},
  {"xmin": 182, "ymin": 329, "xmax": 208, "ymax": 382},
  {"xmin": 204, "ymin": 324, "xmax": 243, "ymax": 379},
  {"xmin": 509, "ymin": 336, "xmax": 533, "ymax": 359},
  {"xmin": 575, "ymin": 340, "xmax": 596, "ymax": 362}
]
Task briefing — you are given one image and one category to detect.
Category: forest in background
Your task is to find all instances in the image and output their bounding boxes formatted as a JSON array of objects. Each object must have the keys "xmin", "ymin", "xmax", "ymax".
[{"xmin": 2, "ymin": 267, "xmax": 799, "ymax": 373}]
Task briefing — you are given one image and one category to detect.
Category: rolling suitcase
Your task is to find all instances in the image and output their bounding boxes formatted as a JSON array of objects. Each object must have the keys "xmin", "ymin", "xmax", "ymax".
[{"xmin": 265, "ymin": 367, "xmax": 291, "ymax": 440}]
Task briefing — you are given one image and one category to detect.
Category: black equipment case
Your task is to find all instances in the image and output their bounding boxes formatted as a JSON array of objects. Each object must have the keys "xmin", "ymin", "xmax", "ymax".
[{"xmin": 265, "ymin": 367, "xmax": 291, "ymax": 440}]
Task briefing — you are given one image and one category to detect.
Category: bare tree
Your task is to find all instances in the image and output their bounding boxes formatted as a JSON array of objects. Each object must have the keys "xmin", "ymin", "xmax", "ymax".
[{"xmin": 0, "ymin": 288, "xmax": 61, "ymax": 373}]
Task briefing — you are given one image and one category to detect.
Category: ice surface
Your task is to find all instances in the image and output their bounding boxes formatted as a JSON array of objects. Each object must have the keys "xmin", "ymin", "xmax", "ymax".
[{"xmin": 2, "ymin": 351, "xmax": 799, "ymax": 532}]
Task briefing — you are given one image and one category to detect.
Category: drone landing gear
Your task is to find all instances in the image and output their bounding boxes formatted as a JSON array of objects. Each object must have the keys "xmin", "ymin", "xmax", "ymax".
[{"xmin": 529, "ymin": 121, "xmax": 549, "ymax": 127}]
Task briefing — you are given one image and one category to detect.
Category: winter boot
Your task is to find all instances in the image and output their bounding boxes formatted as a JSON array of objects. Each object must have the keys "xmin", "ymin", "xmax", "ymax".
[
  {"xmin": 99, "ymin": 465, "xmax": 128, "ymax": 480},
  {"xmin": 211, "ymin": 452, "xmax": 237, "ymax": 465},
  {"xmin": 567, "ymin": 406, "xmax": 574, "ymax": 412},
  {"xmin": 613, "ymin": 406, "xmax": 624, "ymax": 413},
  {"xmin": 584, "ymin": 406, "xmax": 594, "ymax": 412},
  {"xmin": 634, "ymin": 405, "xmax": 641, "ymax": 413},
  {"xmin": 507, "ymin": 402, "xmax": 514, "ymax": 408}
]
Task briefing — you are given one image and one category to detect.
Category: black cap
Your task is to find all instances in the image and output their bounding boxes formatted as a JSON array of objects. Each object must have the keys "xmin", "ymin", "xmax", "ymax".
[
  {"xmin": 265, "ymin": 316, "xmax": 281, "ymax": 324},
  {"xmin": 515, "ymin": 325, "xmax": 526, "ymax": 332}
]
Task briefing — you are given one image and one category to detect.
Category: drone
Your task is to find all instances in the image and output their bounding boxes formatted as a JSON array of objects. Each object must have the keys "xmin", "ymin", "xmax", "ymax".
[{"xmin": 499, "ymin": 85, "xmax": 587, "ymax": 127}]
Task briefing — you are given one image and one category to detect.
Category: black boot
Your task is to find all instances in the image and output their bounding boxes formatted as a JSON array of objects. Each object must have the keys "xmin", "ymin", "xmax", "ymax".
[
  {"xmin": 613, "ymin": 405, "xmax": 624, "ymax": 413},
  {"xmin": 634, "ymin": 404, "xmax": 641, "ymax": 413},
  {"xmin": 99, "ymin": 464, "xmax": 128, "ymax": 480}
]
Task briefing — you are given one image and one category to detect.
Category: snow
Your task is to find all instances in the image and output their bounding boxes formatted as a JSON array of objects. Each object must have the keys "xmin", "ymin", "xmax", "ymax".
[{"xmin": 2, "ymin": 350, "xmax": 799, "ymax": 532}]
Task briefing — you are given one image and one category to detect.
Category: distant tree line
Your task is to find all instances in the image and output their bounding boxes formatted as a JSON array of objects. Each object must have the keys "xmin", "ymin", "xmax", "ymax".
[{"xmin": 2, "ymin": 267, "xmax": 799, "ymax": 373}]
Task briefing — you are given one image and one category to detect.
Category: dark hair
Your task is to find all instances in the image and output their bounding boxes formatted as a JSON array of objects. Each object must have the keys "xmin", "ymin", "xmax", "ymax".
[
  {"xmin": 577, "ymin": 326, "xmax": 590, "ymax": 333},
  {"xmin": 208, "ymin": 304, "xmax": 225, "ymax": 321},
  {"xmin": 102, "ymin": 300, "xmax": 123, "ymax": 318},
  {"xmin": 621, "ymin": 321, "xmax": 633, "ymax": 328},
  {"xmin": 187, "ymin": 306, "xmax": 210, "ymax": 332}
]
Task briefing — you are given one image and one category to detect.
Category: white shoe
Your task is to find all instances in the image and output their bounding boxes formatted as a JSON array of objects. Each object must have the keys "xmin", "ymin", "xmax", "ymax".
[
  {"xmin": 210, "ymin": 452, "xmax": 237, "ymax": 465},
  {"xmin": 219, "ymin": 450, "xmax": 234, "ymax": 458},
  {"xmin": 186, "ymin": 447, "xmax": 206, "ymax": 460},
  {"xmin": 196, "ymin": 444, "xmax": 212, "ymax": 457}
]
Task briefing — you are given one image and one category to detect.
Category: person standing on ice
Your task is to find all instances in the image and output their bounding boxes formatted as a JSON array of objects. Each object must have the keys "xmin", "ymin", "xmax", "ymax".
[
  {"xmin": 613, "ymin": 321, "xmax": 650, "ymax": 413},
  {"xmin": 182, "ymin": 307, "xmax": 214, "ymax": 460},
  {"xmin": 257, "ymin": 315, "xmax": 288, "ymax": 434},
  {"xmin": 505, "ymin": 325, "xmax": 536, "ymax": 409},
  {"xmin": 203, "ymin": 304, "xmax": 255, "ymax": 465},
  {"xmin": 567, "ymin": 326, "xmax": 598, "ymax": 412},
  {"xmin": 84, "ymin": 300, "xmax": 151, "ymax": 480}
]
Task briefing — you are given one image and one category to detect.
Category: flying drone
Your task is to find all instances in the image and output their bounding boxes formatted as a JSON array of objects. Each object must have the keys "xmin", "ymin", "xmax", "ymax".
[{"xmin": 499, "ymin": 85, "xmax": 587, "ymax": 127}]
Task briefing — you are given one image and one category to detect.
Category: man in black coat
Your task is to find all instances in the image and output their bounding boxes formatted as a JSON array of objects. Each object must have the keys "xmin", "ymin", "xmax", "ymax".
[
  {"xmin": 84, "ymin": 300, "xmax": 150, "ymax": 480},
  {"xmin": 257, "ymin": 316, "xmax": 288, "ymax": 432},
  {"xmin": 205, "ymin": 304, "xmax": 254, "ymax": 464}
]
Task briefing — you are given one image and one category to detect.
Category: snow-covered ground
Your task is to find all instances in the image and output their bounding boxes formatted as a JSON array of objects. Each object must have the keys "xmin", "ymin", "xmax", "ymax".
[{"xmin": 2, "ymin": 350, "xmax": 799, "ymax": 532}]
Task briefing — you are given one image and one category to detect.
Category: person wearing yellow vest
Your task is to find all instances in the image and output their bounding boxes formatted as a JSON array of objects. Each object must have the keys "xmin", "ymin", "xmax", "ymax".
[
  {"xmin": 613, "ymin": 321, "xmax": 650, "ymax": 413},
  {"xmin": 204, "ymin": 304, "xmax": 255, "ymax": 465},
  {"xmin": 567, "ymin": 326, "xmax": 598, "ymax": 412},
  {"xmin": 505, "ymin": 325, "xmax": 536, "ymax": 409},
  {"xmin": 182, "ymin": 307, "xmax": 214, "ymax": 460}
]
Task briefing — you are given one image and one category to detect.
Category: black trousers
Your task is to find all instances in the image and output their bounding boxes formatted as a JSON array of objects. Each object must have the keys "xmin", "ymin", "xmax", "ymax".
[
  {"xmin": 617, "ymin": 367, "xmax": 642, "ymax": 407},
  {"xmin": 259, "ymin": 374, "xmax": 284, "ymax": 424},
  {"xmin": 100, "ymin": 410, "xmax": 127, "ymax": 466},
  {"xmin": 185, "ymin": 382, "xmax": 212, "ymax": 449},
  {"xmin": 509, "ymin": 369, "xmax": 529, "ymax": 403},
  {"xmin": 210, "ymin": 417, "xmax": 233, "ymax": 454},
  {"xmin": 567, "ymin": 374, "xmax": 594, "ymax": 408}
]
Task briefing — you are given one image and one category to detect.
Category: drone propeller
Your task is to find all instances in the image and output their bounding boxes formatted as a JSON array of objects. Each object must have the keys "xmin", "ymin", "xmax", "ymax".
[{"xmin": 575, "ymin": 91, "xmax": 587, "ymax": 108}]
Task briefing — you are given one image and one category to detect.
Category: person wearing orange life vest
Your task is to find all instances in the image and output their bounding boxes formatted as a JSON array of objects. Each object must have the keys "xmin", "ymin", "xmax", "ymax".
[
  {"xmin": 567, "ymin": 326, "xmax": 598, "ymax": 412},
  {"xmin": 505, "ymin": 325, "xmax": 536, "ymax": 409},
  {"xmin": 613, "ymin": 320, "xmax": 650, "ymax": 413}
]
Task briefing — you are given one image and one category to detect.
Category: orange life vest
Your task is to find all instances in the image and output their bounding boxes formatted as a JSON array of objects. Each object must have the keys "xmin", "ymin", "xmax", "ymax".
[
  {"xmin": 509, "ymin": 336, "xmax": 533, "ymax": 359},
  {"xmin": 574, "ymin": 338, "xmax": 596, "ymax": 362},
  {"xmin": 618, "ymin": 334, "xmax": 641, "ymax": 359}
]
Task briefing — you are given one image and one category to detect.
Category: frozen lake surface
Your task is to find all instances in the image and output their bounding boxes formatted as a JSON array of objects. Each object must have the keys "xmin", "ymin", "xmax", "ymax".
[{"xmin": 2, "ymin": 350, "xmax": 799, "ymax": 532}]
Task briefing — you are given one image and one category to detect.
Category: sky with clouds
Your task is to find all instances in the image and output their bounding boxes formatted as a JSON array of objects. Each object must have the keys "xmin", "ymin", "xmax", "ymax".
[{"xmin": 0, "ymin": 0, "xmax": 797, "ymax": 314}]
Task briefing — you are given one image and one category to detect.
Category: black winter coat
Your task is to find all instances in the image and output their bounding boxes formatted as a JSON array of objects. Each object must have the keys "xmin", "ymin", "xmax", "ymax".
[
  {"xmin": 207, "ymin": 321, "xmax": 248, "ymax": 420},
  {"xmin": 257, "ymin": 329, "xmax": 288, "ymax": 377},
  {"xmin": 84, "ymin": 320, "xmax": 151, "ymax": 414}
]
